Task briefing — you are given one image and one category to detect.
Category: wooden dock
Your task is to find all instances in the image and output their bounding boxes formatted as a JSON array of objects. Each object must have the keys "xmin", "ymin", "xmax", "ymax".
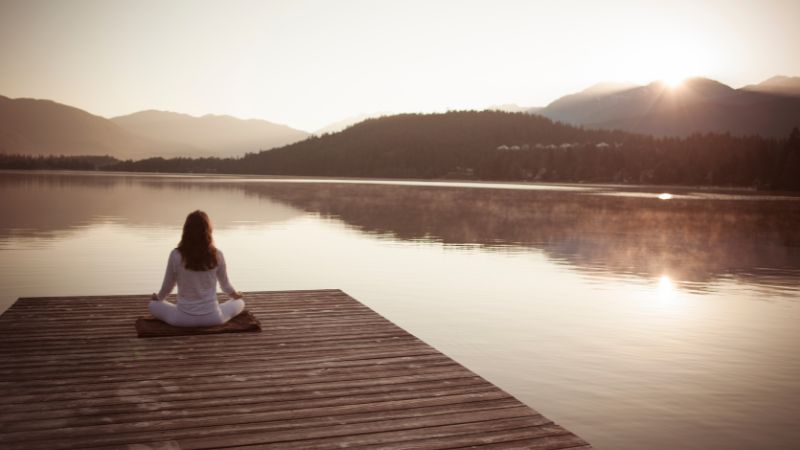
[{"xmin": 0, "ymin": 289, "xmax": 590, "ymax": 449}]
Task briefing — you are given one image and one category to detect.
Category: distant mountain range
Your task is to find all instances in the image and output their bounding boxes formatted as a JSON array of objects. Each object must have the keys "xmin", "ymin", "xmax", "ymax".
[
  {"xmin": 92, "ymin": 110, "xmax": 800, "ymax": 190},
  {"xmin": 741, "ymin": 75, "xmax": 800, "ymax": 96},
  {"xmin": 534, "ymin": 76, "xmax": 800, "ymax": 137},
  {"xmin": 0, "ymin": 96, "xmax": 309, "ymax": 159},
  {"xmin": 0, "ymin": 96, "xmax": 168, "ymax": 159},
  {"xmin": 1, "ymin": 75, "xmax": 799, "ymax": 159},
  {"xmin": 111, "ymin": 110, "xmax": 308, "ymax": 156},
  {"xmin": 5, "ymin": 110, "xmax": 799, "ymax": 190}
]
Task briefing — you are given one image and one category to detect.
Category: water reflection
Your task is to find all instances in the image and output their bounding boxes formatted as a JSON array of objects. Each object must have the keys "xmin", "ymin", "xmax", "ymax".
[
  {"xmin": 1, "ymin": 171, "xmax": 799, "ymax": 296},
  {"xmin": 236, "ymin": 181, "xmax": 800, "ymax": 294},
  {"xmin": 655, "ymin": 275, "xmax": 679, "ymax": 308},
  {"xmin": 0, "ymin": 171, "xmax": 304, "ymax": 240}
]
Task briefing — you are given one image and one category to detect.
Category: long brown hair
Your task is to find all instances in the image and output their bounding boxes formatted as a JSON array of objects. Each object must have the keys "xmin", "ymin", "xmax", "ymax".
[{"xmin": 177, "ymin": 210, "xmax": 218, "ymax": 271}]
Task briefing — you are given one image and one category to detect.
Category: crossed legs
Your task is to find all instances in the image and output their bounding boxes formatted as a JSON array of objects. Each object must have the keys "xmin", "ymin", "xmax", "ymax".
[{"xmin": 148, "ymin": 299, "xmax": 245, "ymax": 327}]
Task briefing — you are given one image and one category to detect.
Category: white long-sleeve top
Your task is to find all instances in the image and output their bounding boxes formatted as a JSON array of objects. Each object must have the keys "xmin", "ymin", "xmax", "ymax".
[{"xmin": 156, "ymin": 248, "xmax": 237, "ymax": 315}]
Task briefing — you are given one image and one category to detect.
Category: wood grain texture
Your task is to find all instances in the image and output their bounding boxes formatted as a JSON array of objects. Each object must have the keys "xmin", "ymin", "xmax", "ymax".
[{"xmin": 0, "ymin": 289, "xmax": 588, "ymax": 449}]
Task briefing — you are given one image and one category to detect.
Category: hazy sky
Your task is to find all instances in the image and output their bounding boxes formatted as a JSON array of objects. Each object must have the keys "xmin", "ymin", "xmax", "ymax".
[{"xmin": 1, "ymin": 0, "xmax": 798, "ymax": 131}]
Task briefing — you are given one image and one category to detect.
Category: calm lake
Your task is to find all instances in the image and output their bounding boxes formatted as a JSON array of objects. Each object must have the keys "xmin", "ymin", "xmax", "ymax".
[{"xmin": 1, "ymin": 170, "xmax": 798, "ymax": 449}]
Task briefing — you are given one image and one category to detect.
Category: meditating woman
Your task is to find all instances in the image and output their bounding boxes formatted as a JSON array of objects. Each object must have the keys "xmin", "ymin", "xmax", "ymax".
[{"xmin": 149, "ymin": 210, "xmax": 245, "ymax": 327}]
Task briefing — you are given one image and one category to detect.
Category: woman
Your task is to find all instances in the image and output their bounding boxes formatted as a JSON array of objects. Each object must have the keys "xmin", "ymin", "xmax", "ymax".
[{"xmin": 149, "ymin": 210, "xmax": 245, "ymax": 327}]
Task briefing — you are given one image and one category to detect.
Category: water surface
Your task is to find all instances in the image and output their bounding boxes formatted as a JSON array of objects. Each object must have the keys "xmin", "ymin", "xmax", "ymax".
[{"xmin": 1, "ymin": 171, "xmax": 798, "ymax": 450}]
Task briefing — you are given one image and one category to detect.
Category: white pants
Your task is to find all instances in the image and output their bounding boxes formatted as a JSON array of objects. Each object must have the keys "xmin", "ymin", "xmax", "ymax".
[{"xmin": 148, "ymin": 299, "xmax": 245, "ymax": 327}]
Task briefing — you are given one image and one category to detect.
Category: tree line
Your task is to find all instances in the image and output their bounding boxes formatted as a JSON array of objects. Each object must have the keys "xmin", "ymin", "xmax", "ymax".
[{"xmin": 2, "ymin": 111, "xmax": 798, "ymax": 190}]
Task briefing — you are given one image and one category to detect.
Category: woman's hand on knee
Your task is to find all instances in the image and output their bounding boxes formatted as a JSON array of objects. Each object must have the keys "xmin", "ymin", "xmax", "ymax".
[
  {"xmin": 151, "ymin": 293, "xmax": 159, "ymax": 301},
  {"xmin": 230, "ymin": 291, "xmax": 243, "ymax": 300}
]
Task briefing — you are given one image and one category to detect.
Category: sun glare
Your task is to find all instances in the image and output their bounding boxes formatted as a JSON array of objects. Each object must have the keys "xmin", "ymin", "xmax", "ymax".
[
  {"xmin": 658, "ymin": 275, "xmax": 673, "ymax": 289},
  {"xmin": 658, "ymin": 193, "xmax": 673, "ymax": 200},
  {"xmin": 663, "ymin": 76, "xmax": 685, "ymax": 88},
  {"xmin": 657, "ymin": 275, "xmax": 676, "ymax": 302},
  {"xmin": 619, "ymin": 33, "xmax": 716, "ymax": 92}
]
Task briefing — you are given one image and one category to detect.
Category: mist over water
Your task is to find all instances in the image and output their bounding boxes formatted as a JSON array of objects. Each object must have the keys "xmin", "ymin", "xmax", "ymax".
[{"xmin": 0, "ymin": 171, "xmax": 798, "ymax": 450}]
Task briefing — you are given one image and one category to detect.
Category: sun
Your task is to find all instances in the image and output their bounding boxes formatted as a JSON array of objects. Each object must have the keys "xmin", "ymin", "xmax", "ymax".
[
  {"xmin": 618, "ymin": 33, "xmax": 715, "ymax": 89},
  {"xmin": 660, "ymin": 68, "xmax": 696, "ymax": 88},
  {"xmin": 662, "ymin": 75, "xmax": 686, "ymax": 88}
]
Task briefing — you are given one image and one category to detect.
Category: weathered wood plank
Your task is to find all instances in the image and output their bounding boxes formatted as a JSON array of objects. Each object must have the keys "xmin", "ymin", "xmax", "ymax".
[
  {"xmin": 2, "ymin": 389, "xmax": 511, "ymax": 433},
  {"xmin": 0, "ymin": 331, "xmax": 414, "ymax": 369},
  {"xmin": 0, "ymin": 398, "xmax": 524, "ymax": 447},
  {"xmin": 0, "ymin": 323, "xmax": 410, "ymax": 354},
  {"xmin": 0, "ymin": 338, "xmax": 427, "ymax": 379},
  {"xmin": 0, "ymin": 349, "xmax": 445, "ymax": 391},
  {"xmin": 2, "ymin": 382, "xmax": 497, "ymax": 425},
  {"xmin": 0, "ymin": 354, "xmax": 452, "ymax": 395},
  {"xmin": 172, "ymin": 407, "xmax": 542, "ymax": 450},
  {"xmin": 0, "ymin": 362, "xmax": 464, "ymax": 406},
  {"xmin": 351, "ymin": 424, "xmax": 576, "ymax": 450},
  {"xmin": 451, "ymin": 434, "xmax": 591, "ymax": 449},
  {"xmin": 1, "ymin": 372, "xmax": 482, "ymax": 414}
]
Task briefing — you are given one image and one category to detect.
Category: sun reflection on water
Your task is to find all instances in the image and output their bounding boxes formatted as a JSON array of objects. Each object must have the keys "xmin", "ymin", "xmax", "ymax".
[
  {"xmin": 655, "ymin": 274, "xmax": 679, "ymax": 306},
  {"xmin": 658, "ymin": 274, "xmax": 673, "ymax": 293},
  {"xmin": 658, "ymin": 193, "xmax": 673, "ymax": 200}
]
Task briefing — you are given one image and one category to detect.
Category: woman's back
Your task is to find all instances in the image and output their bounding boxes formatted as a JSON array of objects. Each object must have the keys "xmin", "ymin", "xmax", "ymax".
[{"xmin": 160, "ymin": 248, "xmax": 236, "ymax": 315}]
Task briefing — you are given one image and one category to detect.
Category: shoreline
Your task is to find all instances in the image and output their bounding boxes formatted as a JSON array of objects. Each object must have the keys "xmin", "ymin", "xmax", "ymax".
[{"xmin": 3, "ymin": 168, "xmax": 796, "ymax": 197}]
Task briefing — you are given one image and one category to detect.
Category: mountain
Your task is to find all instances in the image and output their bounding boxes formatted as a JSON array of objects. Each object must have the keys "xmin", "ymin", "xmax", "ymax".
[
  {"xmin": 0, "ymin": 96, "xmax": 309, "ymax": 159},
  {"xmin": 741, "ymin": 76, "xmax": 800, "ymax": 97},
  {"xmin": 111, "ymin": 110, "xmax": 309, "ymax": 157},
  {"xmin": 0, "ymin": 95, "xmax": 180, "ymax": 159},
  {"xmin": 532, "ymin": 81, "xmax": 640, "ymax": 125},
  {"xmin": 534, "ymin": 77, "xmax": 800, "ymax": 137}
]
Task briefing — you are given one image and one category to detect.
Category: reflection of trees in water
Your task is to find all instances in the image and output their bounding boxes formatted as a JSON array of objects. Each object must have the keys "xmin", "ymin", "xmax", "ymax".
[
  {"xmin": 242, "ymin": 182, "xmax": 800, "ymax": 287},
  {"xmin": 0, "ymin": 172, "xmax": 304, "ymax": 239}
]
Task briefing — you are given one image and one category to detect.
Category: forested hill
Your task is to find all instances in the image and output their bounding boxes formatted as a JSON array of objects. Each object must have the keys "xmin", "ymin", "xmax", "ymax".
[
  {"xmin": 3, "ymin": 111, "xmax": 800, "ymax": 190},
  {"xmin": 233, "ymin": 111, "xmax": 800, "ymax": 189},
  {"xmin": 241, "ymin": 111, "xmax": 629, "ymax": 178}
]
